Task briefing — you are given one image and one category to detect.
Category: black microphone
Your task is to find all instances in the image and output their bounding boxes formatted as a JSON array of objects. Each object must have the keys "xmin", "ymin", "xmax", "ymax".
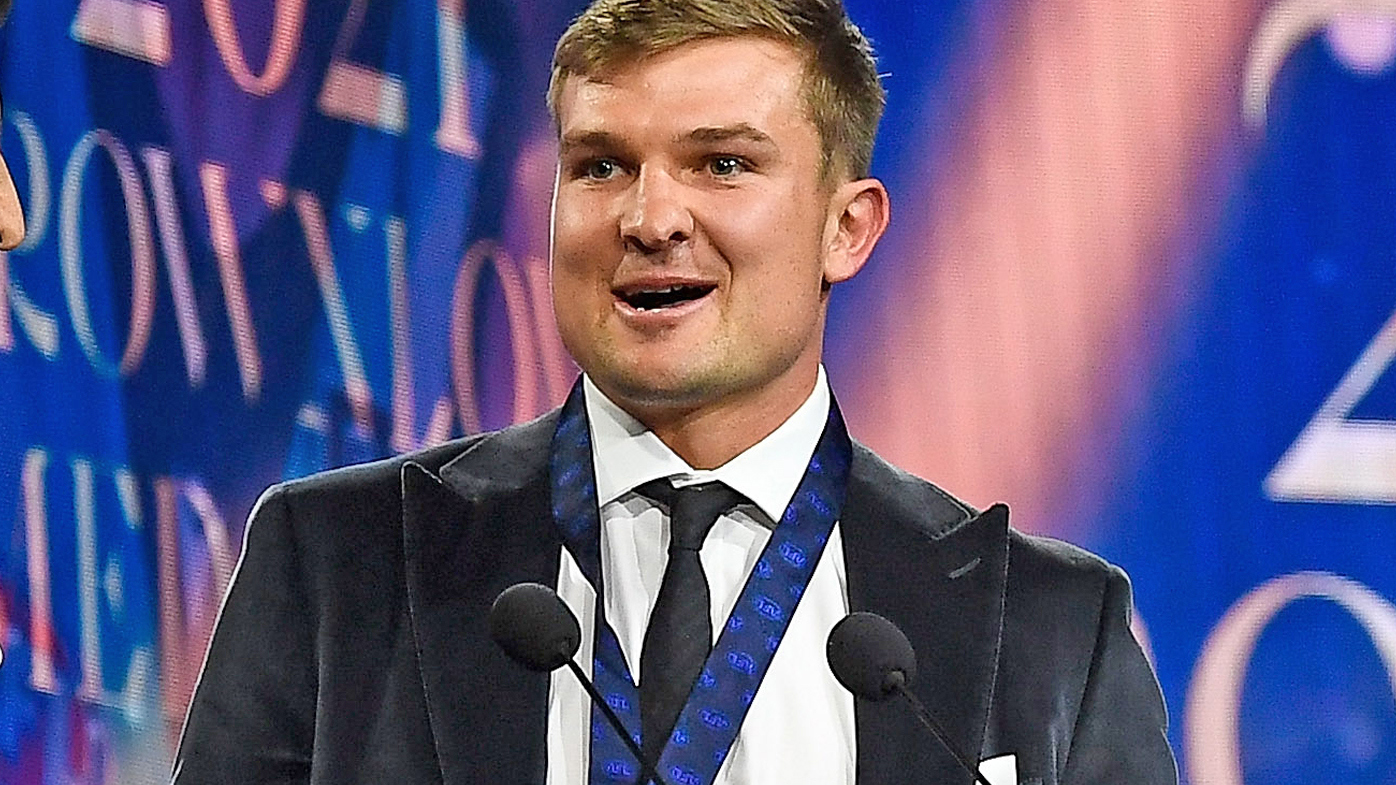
[
  {"xmin": 489, "ymin": 582, "xmax": 669, "ymax": 785},
  {"xmin": 490, "ymin": 582, "xmax": 582, "ymax": 671},
  {"xmin": 827, "ymin": 612, "xmax": 994, "ymax": 785}
]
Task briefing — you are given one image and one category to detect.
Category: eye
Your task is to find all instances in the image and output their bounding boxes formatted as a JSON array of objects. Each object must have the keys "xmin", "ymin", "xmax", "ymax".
[
  {"xmin": 582, "ymin": 158, "xmax": 621, "ymax": 180},
  {"xmin": 706, "ymin": 156, "xmax": 747, "ymax": 177}
]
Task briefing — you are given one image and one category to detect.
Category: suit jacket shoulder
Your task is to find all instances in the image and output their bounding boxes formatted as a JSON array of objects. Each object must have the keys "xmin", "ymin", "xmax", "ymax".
[
  {"xmin": 257, "ymin": 409, "xmax": 558, "ymax": 572},
  {"xmin": 174, "ymin": 413, "xmax": 560, "ymax": 785},
  {"xmin": 843, "ymin": 441, "xmax": 1174, "ymax": 785},
  {"xmin": 846, "ymin": 440, "xmax": 978, "ymax": 537},
  {"xmin": 270, "ymin": 407, "xmax": 555, "ymax": 510}
]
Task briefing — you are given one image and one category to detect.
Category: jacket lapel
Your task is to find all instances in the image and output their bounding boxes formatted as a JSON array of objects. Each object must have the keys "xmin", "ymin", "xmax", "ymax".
[
  {"xmin": 402, "ymin": 414, "xmax": 563, "ymax": 785},
  {"xmin": 843, "ymin": 446, "xmax": 1010, "ymax": 785}
]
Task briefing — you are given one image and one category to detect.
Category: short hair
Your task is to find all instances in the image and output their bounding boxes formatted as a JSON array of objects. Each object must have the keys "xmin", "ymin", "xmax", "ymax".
[{"xmin": 548, "ymin": 0, "xmax": 885, "ymax": 181}]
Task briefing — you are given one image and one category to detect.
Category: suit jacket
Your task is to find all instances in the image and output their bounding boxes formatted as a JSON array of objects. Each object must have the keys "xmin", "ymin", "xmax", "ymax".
[{"xmin": 172, "ymin": 411, "xmax": 1177, "ymax": 785}]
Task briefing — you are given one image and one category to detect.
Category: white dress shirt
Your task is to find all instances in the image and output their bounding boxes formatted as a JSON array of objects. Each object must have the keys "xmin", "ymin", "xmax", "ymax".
[{"xmin": 545, "ymin": 368, "xmax": 856, "ymax": 785}]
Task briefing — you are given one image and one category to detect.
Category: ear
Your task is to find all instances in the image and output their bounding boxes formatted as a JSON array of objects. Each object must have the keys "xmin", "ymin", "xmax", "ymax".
[{"xmin": 821, "ymin": 177, "xmax": 890, "ymax": 285}]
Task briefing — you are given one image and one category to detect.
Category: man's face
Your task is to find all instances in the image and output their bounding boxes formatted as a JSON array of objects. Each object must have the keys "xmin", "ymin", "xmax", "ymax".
[{"xmin": 551, "ymin": 36, "xmax": 847, "ymax": 420}]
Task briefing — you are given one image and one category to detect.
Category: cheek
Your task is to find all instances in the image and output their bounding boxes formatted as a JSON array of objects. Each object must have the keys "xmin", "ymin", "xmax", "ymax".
[
  {"xmin": 727, "ymin": 264, "xmax": 825, "ymax": 346},
  {"xmin": 550, "ymin": 266, "xmax": 596, "ymax": 362},
  {"xmin": 720, "ymin": 224, "xmax": 827, "ymax": 297},
  {"xmin": 552, "ymin": 198, "xmax": 616, "ymax": 284},
  {"xmin": 550, "ymin": 253, "xmax": 616, "ymax": 355},
  {"xmin": 553, "ymin": 188, "xmax": 615, "ymax": 248},
  {"xmin": 710, "ymin": 186, "xmax": 825, "ymax": 252},
  {"xmin": 550, "ymin": 257, "xmax": 607, "ymax": 338}
]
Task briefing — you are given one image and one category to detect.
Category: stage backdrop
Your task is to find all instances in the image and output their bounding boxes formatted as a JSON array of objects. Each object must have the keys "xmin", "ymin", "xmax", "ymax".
[{"xmin": 0, "ymin": 1, "xmax": 1392, "ymax": 783}]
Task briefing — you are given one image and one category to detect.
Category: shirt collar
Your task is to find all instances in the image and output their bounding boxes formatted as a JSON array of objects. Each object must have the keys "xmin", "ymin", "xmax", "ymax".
[{"xmin": 583, "ymin": 367, "xmax": 831, "ymax": 525}]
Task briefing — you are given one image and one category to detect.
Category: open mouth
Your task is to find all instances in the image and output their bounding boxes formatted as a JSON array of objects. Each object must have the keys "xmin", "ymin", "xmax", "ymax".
[{"xmin": 616, "ymin": 284, "xmax": 717, "ymax": 311}]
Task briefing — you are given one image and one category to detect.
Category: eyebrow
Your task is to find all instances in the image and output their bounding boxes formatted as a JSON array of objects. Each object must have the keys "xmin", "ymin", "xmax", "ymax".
[
  {"xmin": 559, "ymin": 124, "xmax": 777, "ymax": 154},
  {"xmin": 559, "ymin": 130, "xmax": 624, "ymax": 154},
  {"xmin": 681, "ymin": 124, "xmax": 775, "ymax": 147}
]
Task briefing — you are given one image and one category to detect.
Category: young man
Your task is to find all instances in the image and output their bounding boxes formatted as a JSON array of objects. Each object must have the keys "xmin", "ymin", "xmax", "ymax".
[{"xmin": 174, "ymin": 2, "xmax": 1177, "ymax": 783}]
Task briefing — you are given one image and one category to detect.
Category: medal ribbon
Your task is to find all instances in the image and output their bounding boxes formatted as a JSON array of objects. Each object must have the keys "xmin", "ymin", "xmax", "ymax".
[{"xmin": 549, "ymin": 380, "xmax": 852, "ymax": 785}]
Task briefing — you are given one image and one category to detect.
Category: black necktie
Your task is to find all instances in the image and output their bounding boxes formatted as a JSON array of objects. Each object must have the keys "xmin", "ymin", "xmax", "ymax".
[{"xmin": 635, "ymin": 478, "xmax": 746, "ymax": 767}]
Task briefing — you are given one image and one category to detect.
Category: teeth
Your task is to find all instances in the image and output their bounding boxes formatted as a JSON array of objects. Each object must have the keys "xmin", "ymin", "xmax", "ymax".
[{"xmin": 622, "ymin": 283, "xmax": 711, "ymax": 311}]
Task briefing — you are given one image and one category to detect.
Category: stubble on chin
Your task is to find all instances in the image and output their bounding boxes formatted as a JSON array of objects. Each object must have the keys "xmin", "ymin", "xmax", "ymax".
[{"xmin": 580, "ymin": 332, "xmax": 749, "ymax": 416}]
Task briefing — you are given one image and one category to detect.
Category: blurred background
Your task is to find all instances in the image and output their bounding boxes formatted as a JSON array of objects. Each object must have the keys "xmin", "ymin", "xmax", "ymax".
[{"xmin": 0, "ymin": 0, "xmax": 1392, "ymax": 782}]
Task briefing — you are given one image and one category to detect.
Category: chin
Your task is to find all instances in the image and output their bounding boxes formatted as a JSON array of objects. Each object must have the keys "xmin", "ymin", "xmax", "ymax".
[{"xmin": 593, "ymin": 361, "xmax": 734, "ymax": 411}]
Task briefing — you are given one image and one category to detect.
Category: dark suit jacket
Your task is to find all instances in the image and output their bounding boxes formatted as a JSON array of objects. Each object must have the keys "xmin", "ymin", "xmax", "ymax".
[{"xmin": 172, "ymin": 411, "xmax": 1177, "ymax": 785}]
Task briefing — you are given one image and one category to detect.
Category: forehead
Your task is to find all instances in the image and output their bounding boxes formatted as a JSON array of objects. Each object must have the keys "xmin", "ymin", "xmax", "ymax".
[{"xmin": 555, "ymin": 37, "xmax": 816, "ymax": 143}]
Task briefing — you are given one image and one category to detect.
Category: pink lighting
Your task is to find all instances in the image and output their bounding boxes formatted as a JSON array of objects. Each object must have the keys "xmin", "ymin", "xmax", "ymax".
[{"xmin": 1325, "ymin": 14, "xmax": 1396, "ymax": 74}]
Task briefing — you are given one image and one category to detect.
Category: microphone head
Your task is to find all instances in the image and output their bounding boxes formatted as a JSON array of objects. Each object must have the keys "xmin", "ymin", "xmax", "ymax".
[
  {"xmin": 489, "ymin": 582, "xmax": 582, "ymax": 672},
  {"xmin": 826, "ymin": 611, "xmax": 917, "ymax": 701}
]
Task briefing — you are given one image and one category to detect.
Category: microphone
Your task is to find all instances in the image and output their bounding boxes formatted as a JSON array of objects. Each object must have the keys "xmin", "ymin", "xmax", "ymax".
[
  {"xmin": 489, "ymin": 582, "xmax": 582, "ymax": 671},
  {"xmin": 827, "ymin": 612, "xmax": 994, "ymax": 785},
  {"xmin": 489, "ymin": 583, "xmax": 669, "ymax": 785}
]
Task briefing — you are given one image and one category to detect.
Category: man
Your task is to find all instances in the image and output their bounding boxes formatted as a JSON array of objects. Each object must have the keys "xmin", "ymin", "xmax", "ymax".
[{"xmin": 174, "ymin": 1, "xmax": 1177, "ymax": 783}]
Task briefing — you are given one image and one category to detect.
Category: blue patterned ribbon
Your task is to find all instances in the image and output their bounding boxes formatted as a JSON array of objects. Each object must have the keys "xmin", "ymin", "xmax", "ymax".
[{"xmin": 550, "ymin": 379, "xmax": 852, "ymax": 785}]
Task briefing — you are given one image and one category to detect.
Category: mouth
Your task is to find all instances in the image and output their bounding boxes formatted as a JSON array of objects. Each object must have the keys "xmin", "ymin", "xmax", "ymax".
[{"xmin": 614, "ymin": 283, "xmax": 718, "ymax": 311}]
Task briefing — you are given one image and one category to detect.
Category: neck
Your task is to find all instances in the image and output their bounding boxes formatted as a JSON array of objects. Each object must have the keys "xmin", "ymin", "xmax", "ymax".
[{"xmin": 616, "ymin": 368, "xmax": 820, "ymax": 470}]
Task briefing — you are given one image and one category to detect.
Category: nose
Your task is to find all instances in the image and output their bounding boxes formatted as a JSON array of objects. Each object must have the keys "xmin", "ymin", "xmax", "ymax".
[
  {"xmin": 0, "ymin": 151, "xmax": 25, "ymax": 251},
  {"xmin": 619, "ymin": 166, "xmax": 691, "ymax": 254}
]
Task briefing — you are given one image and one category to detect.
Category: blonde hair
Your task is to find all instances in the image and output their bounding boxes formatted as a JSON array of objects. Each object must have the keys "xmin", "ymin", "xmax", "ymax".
[{"xmin": 548, "ymin": 0, "xmax": 885, "ymax": 180}]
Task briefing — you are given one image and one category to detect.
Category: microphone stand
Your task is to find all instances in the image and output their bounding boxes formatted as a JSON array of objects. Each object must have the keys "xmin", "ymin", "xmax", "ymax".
[
  {"xmin": 564, "ymin": 659, "xmax": 670, "ymax": 785},
  {"xmin": 888, "ymin": 673, "xmax": 995, "ymax": 785}
]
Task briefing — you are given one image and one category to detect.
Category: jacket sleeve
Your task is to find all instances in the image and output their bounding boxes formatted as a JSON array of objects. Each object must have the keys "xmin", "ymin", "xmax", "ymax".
[
  {"xmin": 1061, "ymin": 567, "xmax": 1178, "ymax": 785},
  {"xmin": 171, "ymin": 484, "xmax": 316, "ymax": 785}
]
